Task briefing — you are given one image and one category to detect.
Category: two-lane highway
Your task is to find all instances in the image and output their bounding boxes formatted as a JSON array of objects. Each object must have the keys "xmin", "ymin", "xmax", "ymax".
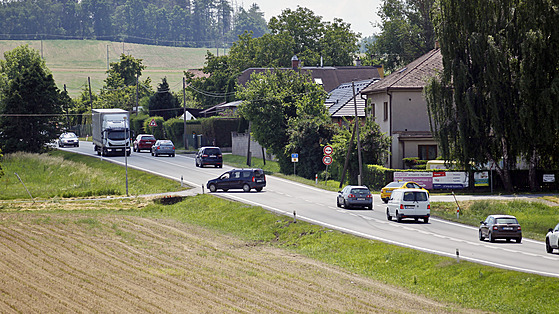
[{"xmin": 62, "ymin": 142, "xmax": 559, "ymax": 278}]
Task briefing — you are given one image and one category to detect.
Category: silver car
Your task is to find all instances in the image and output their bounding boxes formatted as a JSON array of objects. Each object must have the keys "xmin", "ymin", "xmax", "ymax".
[
  {"xmin": 337, "ymin": 185, "xmax": 373, "ymax": 210},
  {"xmin": 58, "ymin": 132, "xmax": 79, "ymax": 147},
  {"xmin": 151, "ymin": 140, "xmax": 175, "ymax": 157}
]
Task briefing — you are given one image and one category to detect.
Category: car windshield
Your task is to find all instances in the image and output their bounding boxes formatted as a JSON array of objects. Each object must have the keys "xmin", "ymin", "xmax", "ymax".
[
  {"xmin": 403, "ymin": 191, "xmax": 428, "ymax": 202},
  {"xmin": 253, "ymin": 169, "xmax": 264, "ymax": 178},
  {"xmin": 160, "ymin": 142, "xmax": 173, "ymax": 147},
  {"xmin": 142, "ymin": 136, "xmax": 155, "ymax": 141},
  {"xmin": 495, "ymin": 218, "xmax": 518, "ymax": 224},
  {"xmin": 386, "ymin": 182, "xmax": 405, "ymax": 188},
  {"xmin": 350, "ymin": 188, "xmax": 370, "ymax": 195},
  {"xmin": 107, "ymin": 131, "xmax": 126, "ymax": 140},
  {"xmin": 62, "ymin": 133, "xmax": 76, "ymax": 138}
]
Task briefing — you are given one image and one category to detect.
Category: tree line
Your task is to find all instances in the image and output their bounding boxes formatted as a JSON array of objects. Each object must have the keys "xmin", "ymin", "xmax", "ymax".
[{"xmin": 0, "ymin": 0, "xmax": 268, "ymax": 47}]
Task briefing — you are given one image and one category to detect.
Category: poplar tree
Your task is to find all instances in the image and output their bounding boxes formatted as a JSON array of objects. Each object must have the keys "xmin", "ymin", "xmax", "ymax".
[{"xmin": 426, "ymin": 0, "xmax": 559, "ymax": 191}]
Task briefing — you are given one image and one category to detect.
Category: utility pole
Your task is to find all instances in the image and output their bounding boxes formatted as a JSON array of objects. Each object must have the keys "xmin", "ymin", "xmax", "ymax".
[
  {"xmin": 135, "ymin": 74, "xmax": 139, "ymax": 116},
  {"xmin": 183, "ymin": 77, "xmax": 187, "ymax": 149},
  {"xmin": 106, "ymin": 45, "xmax": 109, "ymax": 71},
  {"xmin": 353, "ymin": 82, "xmax": 363, "ymax": 186},
  {"xmin": 88, "ymin": 77, "xmax": 93, "ymax": 113},
  {"xmin": 246, "ymin": 122, "xmax": 252, "ymax": 166}
]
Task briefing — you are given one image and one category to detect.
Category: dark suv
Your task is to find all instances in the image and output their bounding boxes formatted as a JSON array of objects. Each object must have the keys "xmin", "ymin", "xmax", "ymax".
[
  {"xmin": 206, "ymin": 169, "xmax": 266, "ymax": 192},
  {"xmin": 195, "ymin": 146, "xmax": 223, "ymax": 168}
]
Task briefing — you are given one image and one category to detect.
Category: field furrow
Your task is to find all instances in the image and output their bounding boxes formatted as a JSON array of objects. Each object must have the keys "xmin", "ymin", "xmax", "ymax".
[{"xmin": 0, "ymin": 212, "xmax": 463, "ymax": 313}]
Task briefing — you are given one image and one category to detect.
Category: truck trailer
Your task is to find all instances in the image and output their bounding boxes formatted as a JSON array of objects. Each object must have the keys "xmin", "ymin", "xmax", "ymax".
[{"xmin": 91, "ymin": 109, "xmax": 131, "ymax": 156}]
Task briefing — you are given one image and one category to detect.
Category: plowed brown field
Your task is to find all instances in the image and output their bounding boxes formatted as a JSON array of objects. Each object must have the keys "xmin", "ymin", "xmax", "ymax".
[{"xmin": 0, "ymin": 212, "xmax": 470, "ymax": 313}]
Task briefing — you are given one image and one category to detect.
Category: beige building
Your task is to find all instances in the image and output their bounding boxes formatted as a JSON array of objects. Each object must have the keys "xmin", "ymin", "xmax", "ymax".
[{"xmin": 361, "ymin": 48, "xmax": 443, "ymax": 169}]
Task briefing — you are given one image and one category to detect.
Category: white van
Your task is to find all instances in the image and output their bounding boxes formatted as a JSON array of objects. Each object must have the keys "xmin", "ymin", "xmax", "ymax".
[{"xmin": 386, "ymin": 188, "xmax": 430, "ymax": 223}]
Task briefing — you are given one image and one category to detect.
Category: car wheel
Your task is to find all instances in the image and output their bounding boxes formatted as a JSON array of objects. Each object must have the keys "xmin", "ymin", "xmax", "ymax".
[
  {"xmin": 546, "ymin": 239, "xmax": 552, "ymax": 253},
  {"xmin": 208, "ymin": 184, "xmax": 217, "ymax": 192},
  {"xmin": 59, "ymin": 143, "xmax": 63, "ymax": 148},
  {"xmin": 386, "ymin": 209, "xmax": 392, "ymax": 221},
  {"xmin": 382, "ymin": 198, "xmax": 388, "ymax": 204},
  {"xmin": 336, "ymin": 199, "xmax": 341, "ymax": 208},
  {"xmin": 172, "ymin": 153, "xmax": 175, "ymax": 157},
  {"xmin": 423, "ymin": 217, "xmax": 429, "ymax": 223},
  {"xmin": 344, "ymin": 199, "xmax": 350, "ymax": 209},
  {"xmin": 151, "ymin": 152, "xmax": 154, "ymax": 156},
  {"xmin": 516, "ymin": 237, "xmax": 522, "ymax": 243},
  {"xmin": 255, "ymin": 187, "xmax": 262, "ymax": 192},
  {"xmin": 396, "ymin": 212, "xmax": 402, "ymax": 223},
  {"xmin": 218, "ymin": 165, "xmax": 222, "ymax": 168},
  {"xmin": 479, "ymin": 230, "xmax": 485, "ymax": 241},
  {"xmin": 76, "ymin": 143, "xmax": 79, "ymax": 147},
  {"xmin": 489, "ymin": 232, "xmax": 495, "ymax": 243},
  {"xmin": 222, "ymin": 189, "xmax": 228, "ymax": 192},
  {"xmin": 243, "ymin": 184, "xmax": 251, "ymax": 192},
  {"xmin": 367, "ymin": 205, "xmax": 373, "ymax": 210}
]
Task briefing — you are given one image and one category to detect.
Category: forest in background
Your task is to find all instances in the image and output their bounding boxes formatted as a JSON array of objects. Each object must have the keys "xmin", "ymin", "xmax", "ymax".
[{"xmin": 0, "ymin": 0, "xmax": 268, "ymax": 47}]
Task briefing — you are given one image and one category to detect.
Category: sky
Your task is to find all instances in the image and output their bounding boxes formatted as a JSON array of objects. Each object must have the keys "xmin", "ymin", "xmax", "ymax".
[{"xmin": 249, "ymin": 0, "xmax": 384, "ymax": 38}]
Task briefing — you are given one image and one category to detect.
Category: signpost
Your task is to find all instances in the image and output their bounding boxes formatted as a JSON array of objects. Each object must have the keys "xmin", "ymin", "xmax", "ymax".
[
  {"xmin": 291, "ymin": 153, "xmax": 298, "ymax": 176},
  {"xmin": 322, "ymin": 145, "xmax": 333, "ymax": 182},
  {"xmin": 323, "ymin": 145, "xmax": 333, "ymax": 156},
  {"xmin": 322, "ymin": 155, "xmax": 332, "ymax": 165}
]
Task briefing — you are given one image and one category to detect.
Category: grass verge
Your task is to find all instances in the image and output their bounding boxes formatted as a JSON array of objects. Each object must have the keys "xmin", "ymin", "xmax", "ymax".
[
  {"xmin": 223, "ymin": 154, "xmax": 341, "ymax": 191},
  {"xmin": 431, "ymin": 199, "xmax": 559, "ymax": 241},
  {"xmin": 0, "ymin": 150, "xmax": 184, "ymax": 200},
  {"xmin": 24, "ymin": 194, "xmax": 557, "ymax": 313}
]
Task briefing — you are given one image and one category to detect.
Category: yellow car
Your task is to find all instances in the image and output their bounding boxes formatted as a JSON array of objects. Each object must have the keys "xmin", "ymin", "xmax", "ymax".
[{"xmin": 380, "ymin": 181, "xmax": 428, "ymax": 203}]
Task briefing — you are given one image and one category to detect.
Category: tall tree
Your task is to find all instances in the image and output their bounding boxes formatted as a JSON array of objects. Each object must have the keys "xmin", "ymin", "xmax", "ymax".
[
  {"xmin": 366, "ymin": 0, "xmax": 435, "ymax": 72},
  {"xmin": 425, "ymin": 0, "xmax": 559, "ymax": 192},
  {"xmin": 0, "ymin": 45, "xmax": 63, "ymax": 153},
  {"xmin": 268, "ymin": 6, "xmax": 359, "ymax": 66},
  {"xmin": 148, "ymin": 77, "xmax": 181, "ymax": 119},
  {"xmin": 516, "ymin": 0, "xmax": 559, "ymax": 189},
  {"xmin": 236, "ymin": 70, "xmax": 328, "ymax": 173},
  {"xmin": 229, "ymin": 4, "xmax": 268, "ymax": 41}
]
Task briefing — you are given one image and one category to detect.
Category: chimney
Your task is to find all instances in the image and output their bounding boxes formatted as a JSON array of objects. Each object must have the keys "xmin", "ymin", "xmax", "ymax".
[
  {"xmin": 355, "ymin": 57, "xmax": 361, "ymax": 66},
  {"xmin": 291, "ymin": 55, "xmax": 300, "ymax": 70}
]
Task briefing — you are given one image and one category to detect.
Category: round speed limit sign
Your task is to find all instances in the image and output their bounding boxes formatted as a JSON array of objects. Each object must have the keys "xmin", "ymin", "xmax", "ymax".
[{"xmin": 322, "ymin": 155, "xmax": 333, "ymax": 165}]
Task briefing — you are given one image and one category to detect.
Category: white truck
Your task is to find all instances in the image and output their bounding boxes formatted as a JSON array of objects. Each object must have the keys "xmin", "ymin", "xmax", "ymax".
[{"xmin": 92, "ymin": 108, "xmax": 131, "ymax": 156}]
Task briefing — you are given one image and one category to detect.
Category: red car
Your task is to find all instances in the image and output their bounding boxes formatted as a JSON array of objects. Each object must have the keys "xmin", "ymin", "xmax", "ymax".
[{"xmin": 133, "ymin": 134, "xmax": 156, "ymax": 152}]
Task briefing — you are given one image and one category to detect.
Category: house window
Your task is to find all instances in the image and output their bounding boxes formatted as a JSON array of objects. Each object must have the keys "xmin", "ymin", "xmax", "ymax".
[
  {"xmin": 418, "ymin": 145, "xmax": 437, "ymax": 160},
  {"xmin": 383, "ymin": 102, "xmax": 388, "ymax": 121}
]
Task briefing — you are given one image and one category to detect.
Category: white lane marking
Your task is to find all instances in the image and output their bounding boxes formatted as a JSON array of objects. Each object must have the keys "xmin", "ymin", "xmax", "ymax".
[{"xmin": 219, "ymin": 193, "xmax": 559, "ymax": 278}]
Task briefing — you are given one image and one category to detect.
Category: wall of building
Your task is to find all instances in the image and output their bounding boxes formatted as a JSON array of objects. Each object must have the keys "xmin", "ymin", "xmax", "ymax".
[
  {"xmin": 367, "ymin": 90, "xmax": 436, "ymax": 169},
  {"xmin": 231, "ymin": 132, "xmax": 275, "ymax": 160}
]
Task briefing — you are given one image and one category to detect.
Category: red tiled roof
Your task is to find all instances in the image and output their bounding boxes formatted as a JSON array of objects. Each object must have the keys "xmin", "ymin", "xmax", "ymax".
[
  {"xmin": 237, "ymin": 66, "xmax": 383, "ymax": 93},
  {"xmin": 361, "ymin": 49, "xmax": 442, "ymax": 94}
]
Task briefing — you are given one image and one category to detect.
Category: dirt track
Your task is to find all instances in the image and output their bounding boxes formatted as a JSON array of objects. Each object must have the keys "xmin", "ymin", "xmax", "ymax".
[{"xmin": 0, "ymin": 212, "xmax": 471, "ymax": 313}]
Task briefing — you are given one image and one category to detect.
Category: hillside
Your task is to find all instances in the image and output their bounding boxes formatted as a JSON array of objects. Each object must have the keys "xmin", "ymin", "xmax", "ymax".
[{"xmin": 0, "ymin": 40, "xmax": 212, "ymax": 98}]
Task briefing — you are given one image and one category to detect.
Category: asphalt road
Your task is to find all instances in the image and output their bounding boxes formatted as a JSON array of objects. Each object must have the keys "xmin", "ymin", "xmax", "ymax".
[{"xmin": 61, "ymin": 142, "xmax": 559, "ymax": 278}]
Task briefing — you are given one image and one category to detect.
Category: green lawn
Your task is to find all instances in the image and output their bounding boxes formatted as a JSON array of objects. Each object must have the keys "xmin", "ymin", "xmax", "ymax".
[
  {"xmin": 127, "ymin": 194, "xmax": 559, "ymax": 313},
  {"xmin": 1, "ymin": 150, "xmax": 559, "ymax": 312},
  {"xmin": 0, "ymin": 150, "xmax": 184, "ymax": 200},
  {"xmin": 0, "ymin": 40, "xmax": 210, "ymax": 98}
]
